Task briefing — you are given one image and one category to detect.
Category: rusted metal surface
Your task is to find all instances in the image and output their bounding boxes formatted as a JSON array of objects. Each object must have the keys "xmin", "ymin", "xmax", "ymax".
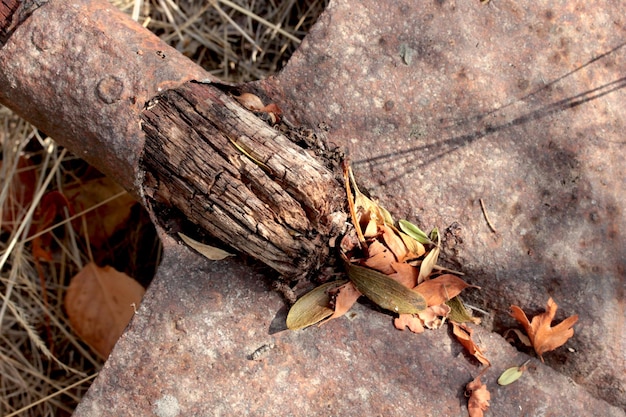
[
  {"xmin": 261, "ymin": 0, "xmax": 626, "ymax": 408},
  {"xmin": 11, "ymin": 0, "xmax": 619, "ymax": 414},
  {"xmin": 74, "ymin": 237, "xmax": 625, "ymax": 416},
  {"xmin": 0, "ymin": 0, "xmax": 211, "ymax": 198}
]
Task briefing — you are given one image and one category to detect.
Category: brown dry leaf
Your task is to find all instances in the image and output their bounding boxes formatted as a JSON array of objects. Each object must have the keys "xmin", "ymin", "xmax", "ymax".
[
  {"xmin": 0, "ymin": 156, "xmax": 37, "ymax": 232},
  {"xmin": 466, "ymin": 377, "xmax": 491, "ymax": 417},
  {"xmin": 510, "ymin": 297, "xmax": 578, "ymax": 361},
  {"xmin": 398, "ymin": 231, "xmax": 426, "ymax": 258},
  {"xmin": 418, "ymin": 304, "xmax": 451, "ymax": 329},
  {"xmin": 415, "ymin": 274, "xmax": 476, "ymax": 306},
  {"xmin": 381, "ymin": 224, "xmax": 408, "ymax": 261},
  {"xmin": 389, "ymin": 261, "xmax": 418, "ymax": 289},
  {"xmin": 418, "ymin": 243, "xmax": 440, "ymax": 282},
  {"xmin": 234, "ymin": 92, "xmax": 265, "ymax": 111},
  {"xmin": 65, "ymin": 263, "xmax": 145, "ymax": 358},
  {"xmin": 178, "ymin": 232, "xmax": 234, "ymax": 260},
  {"xmin": 394, "ymin": 313, "xmax": 425, "ymax": 333},
  {"xmin": 452, "ymin": 322, "xmax": 491, "ymax": 366},
  {"xmin": 65, "ymin": 177, "xmax": 136, "ymax": 248},
  {"xmin": 361, "ymin": 240, "xmax": 396, "ymax": 275},
  {"xmin": 327, "ymin": 281, "xmax": 362, "ymax": 321}
]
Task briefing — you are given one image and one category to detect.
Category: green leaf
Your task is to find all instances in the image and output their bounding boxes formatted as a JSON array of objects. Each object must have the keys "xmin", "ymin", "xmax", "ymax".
[
  {"xmin": 286, "ymin": 281, "xmax": 347, "ymax": 330},
  {"xmin": 446, "ymin": 296, "xmax": 478, "ymax": 324},
  {"xmin": 399, "ymin": 220, "xmax": 433, "ymax": 245},
  {"xmin": 346, "ymin": 263, "xmax": 426, "ymax": 314},
  {"xmin": 497, "ymin": 366, "xmax": 524, "ymax": 386}
]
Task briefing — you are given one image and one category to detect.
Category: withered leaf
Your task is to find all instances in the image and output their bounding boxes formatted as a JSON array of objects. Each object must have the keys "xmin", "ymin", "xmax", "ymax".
[
  {"xmin": 346, "ymin": 263, "xmax": 426, "ymax": 314},
  {"xmin": 466, "ymin": 377, "xmax": 491, "ymax": 417},
  {"xmin": 178, "ymin": 232, "xmax": 234, "ymax": 260},
  {"xmin": 452, "ymin": 322, "xmax": 491, "ymax": 366},
  {"xmin": 327, "ymin": 281, "xmax": 362, "ymax": 321},
  {"xmin": 381, "ymin": 224, "xmax": 408, "ymax": 261},
  {"xmin": 398, "ymin": 231, "xmax": 426, "ymax": 258},
  {"xmin": 419, "ymin": 304, "xmax": 451, "ymax": 329},
  {"xmin": 415, "ymin": 274, "xmax": 477, "ymax": 306},
  {"xmin": 510, "ymin": 297, "xmax": 578, "ymax": 361},
  {"xmin": 286, "ymin": 280, "xmax": 347, "ymax": 330},
  {"xmin": 362, "ymin": 240, "xmax": 396, "ymax": 275},
  {"xmin": 418, "ymin": 228, "xmax": 440, "ymax": 282},
  {"xmin": 394, "ymin": 313, "xmax": 425, "ymax": 333},
  {"xmin": 65, "ymin": 263, "xmax": 145, "ymax": 358}
]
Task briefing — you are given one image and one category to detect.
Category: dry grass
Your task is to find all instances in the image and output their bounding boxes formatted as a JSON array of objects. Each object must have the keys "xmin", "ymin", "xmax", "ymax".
[{"xmin": 0, "ymin": 0, "xmax": 327, "ymax": 415}]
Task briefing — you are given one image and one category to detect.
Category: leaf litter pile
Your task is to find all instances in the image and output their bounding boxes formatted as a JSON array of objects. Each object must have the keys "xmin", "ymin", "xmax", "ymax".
[{"xmin": 285, "ymin": 164, "xmax": 579, "ymax": 417}]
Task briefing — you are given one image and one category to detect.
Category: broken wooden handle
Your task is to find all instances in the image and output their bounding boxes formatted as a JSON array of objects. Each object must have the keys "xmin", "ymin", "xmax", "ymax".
[{"xmin": 0, "ymin": 0, "xmax": 345, "ymax": 278}]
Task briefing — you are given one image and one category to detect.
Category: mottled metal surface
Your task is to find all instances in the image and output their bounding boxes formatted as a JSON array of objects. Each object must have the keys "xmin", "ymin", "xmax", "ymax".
[
  {"xmin": 72, "ymin": 0, "xmax": 625, "ymax": 415},
  {"xmin": 0, "ymin": 0, "xmax": 210, "ymax": 198},
  {"xmin": 74, "ymin": 238, "xmax": 624, "ymax": 416},
  {"xmin": 261, "ymin": 0, "xmax": 626, "ymax": 408}
]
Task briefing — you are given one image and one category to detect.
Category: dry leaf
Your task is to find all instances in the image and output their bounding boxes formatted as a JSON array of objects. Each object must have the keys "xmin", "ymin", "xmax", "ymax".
[
  {"xmin": 65, "ymin": 177, "xmax": 136, "ymax": 248},
  {"xmin": 381, "ymin": 224, "xmax": 408, "ymax": 261},
  {"xmin": 466, "ymin": 377, "xmax": 490, "ymax": 417},
  {"xmin": 510, "ymin": 297, "xmax": 578, "ymax": 361},
  {"xmin": 346, "ymin": 262, "xmax": 427, "ymax": 314},
  {"xmin": 178, "ymin": 232, "xmax": 234, "ymax": 260},
  {"xmin": 327, "ymin": 281, "xmax": 362, "ymax": 321},
  {"xmin": 65, "ymin": 263, "xmax": 145, "ymax": 358},
  {"xmin": 286, "ymin": 281, "xmax": 347, "ymax": 330},
  {"xmin": 394, "ymin": 313, "xmax": 425, "ymax": 333},
  {"xmin": 361, "ymin": 240, "xmax": 396, "ymax": 275},
  {"xmin": 234, "ymin": 92, "xmax": 265, "ymax": 111},
  {"xmin": 452, "ymin": 322, "xmax": 491, "ymax": 366},
  {"xmin": 418, "ymin": 242, "xmax": 440, "ymax": 282},
  {"xmin": 398, "ymin": 231, "xmax": 426, "ymax": 258},
  {"xmin": 415, "ymin": 274, "xmax": 476, "ymax": 306},
  {"xmin": 0, "ymin": 156, "xmax": 37, "ymax": 232},
  {"xmin": 418, "ymin": 304, "xmax": 451, "ymax": 329},
  {"xmin": 389, "ymin": 261, "xmax": 418, "ymax": 289}
]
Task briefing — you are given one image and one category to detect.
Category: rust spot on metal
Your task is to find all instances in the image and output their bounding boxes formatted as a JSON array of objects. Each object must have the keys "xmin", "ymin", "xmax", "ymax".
[{"xmin": 96, "ymin": 75, "xmax": 124, "ymax": 104}]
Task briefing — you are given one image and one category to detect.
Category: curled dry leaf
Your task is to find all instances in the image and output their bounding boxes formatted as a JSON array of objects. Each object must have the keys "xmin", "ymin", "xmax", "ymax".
[
  {"xmin": 178, "ymin": 232, "xmax": 234, "ymax": 260},
  {"xmin": 64, "ymin": 263, "xmax": 145, "ymax": 358},
  {"xmin": 452, "ymin": 322, "xmax": 491, "ymax": 366},
  {"xmin": 418, "ymin": 240, "xmax": 440, "ymax": 282},
  {"xmin": 510, "ymin": 297, "xmax": 578, "ymax": 361},
  {"xmin": 234, "ymin": 92, "xmax": 265, "ymax": 111},
  {"xmin": 327, "ymin": 281, "xmax": 362, "ymax": 321},
  {"xmin": 466, "ymin": 377, "xmax": 491, "ymax": 417},
  {"xmin": 415, "ymin": 274, "xmax": 477, "ymax": 306},
  {"xmin": 286, "ymin": 281, "xmax": 347, "ymax": 330},
  {"xmin": 394, "ymin": 313, "xmax": 425, "ymax": 333}
]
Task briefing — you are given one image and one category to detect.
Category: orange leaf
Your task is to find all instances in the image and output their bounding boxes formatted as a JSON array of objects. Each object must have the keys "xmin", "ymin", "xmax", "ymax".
[
  {"xmin": 65, "ymin": 263, "xmax": 145, "ymax": 358},
  {"xmin": 394, "ymin": 313, "xmax": 425, "ymax": 333},
  {"xmin": 466, "ymin": 377, "xmax": 490, "ymax": 417},
  {"xmin": 452, "ymin": 322, "xmax": 491, "ymax": 366},
  {"xmin": 415, "ymin": 274, "xmax": 476, "ymax": 306},
  {"xmin": 389, "ymin": 261, "xmax": 418, "ymax": 288},
  {"xmin": 418, "ymin": 304, "xmax": 451, "ymax": 329},
  {"xmin": 361, "ymin": 240, "xmax": 395, "ymax": 275},
  {"xmin": 510, "ymin": 297, "xmax": 578, "ymax": 361},
  {"xmin": 381, "ymin": 224, "xmax": 408, "ymax": 261},
  {"xmin": 327, "ymin": 282, "xmax": 362, "ymax": 321}
]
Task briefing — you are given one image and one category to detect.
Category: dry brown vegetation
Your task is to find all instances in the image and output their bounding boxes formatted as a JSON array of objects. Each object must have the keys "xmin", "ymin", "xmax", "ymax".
[{"xmin": 0, "ymin": 1, "xmax": 326, "ymax": 415}]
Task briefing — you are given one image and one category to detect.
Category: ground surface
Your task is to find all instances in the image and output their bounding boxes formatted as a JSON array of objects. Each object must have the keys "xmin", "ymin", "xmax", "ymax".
[{"xmin": 74, "ymin": 0, "xmax": 625, "ymax": 415}]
